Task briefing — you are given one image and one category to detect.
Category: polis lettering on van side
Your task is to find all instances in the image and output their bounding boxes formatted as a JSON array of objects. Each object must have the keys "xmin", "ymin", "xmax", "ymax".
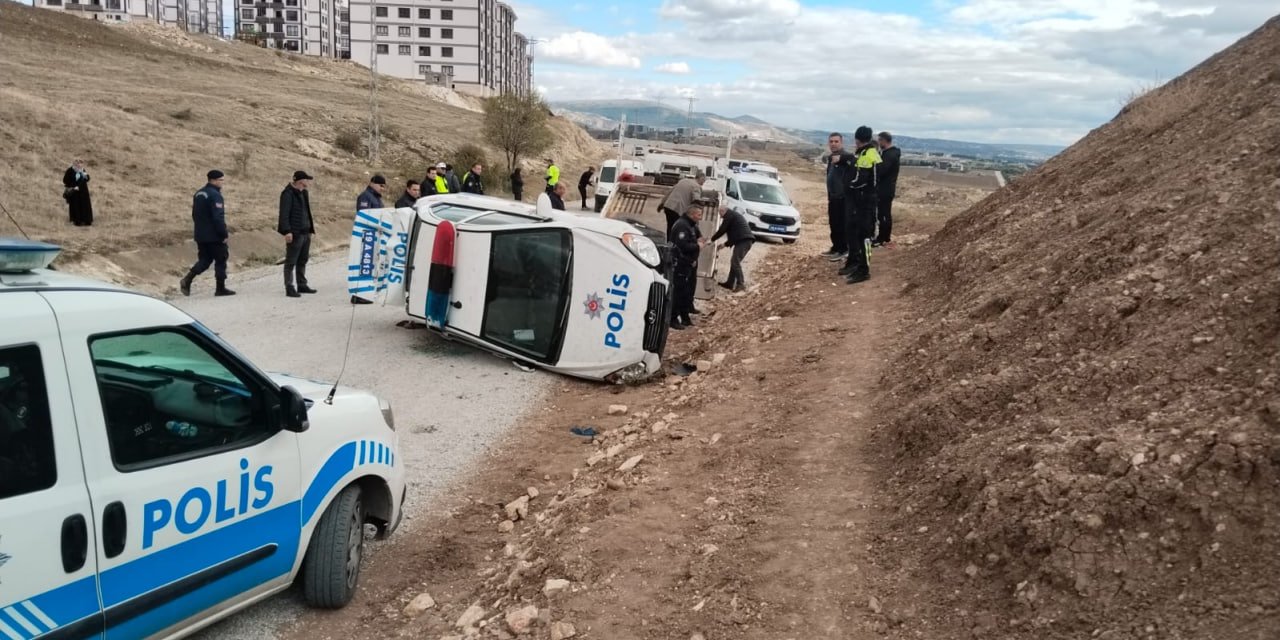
[
  {"xmin": 142, "ymin": 458, "xmax": 274, "ymax": 549},
  {"xmin": 603, "ymin": 273, "xmax": 630, "ymax": 350},
  {"xmin": 386, "ymin": 232, "xmax": 410, "ymax": 284}
]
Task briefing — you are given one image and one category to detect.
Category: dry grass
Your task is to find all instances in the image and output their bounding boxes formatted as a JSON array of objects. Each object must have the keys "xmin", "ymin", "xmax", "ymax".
[
  {"xmin": 1118, "ymin": 77, "xmax": 1209, "ymax": 133},
  {"xmin": 0, "ymin": 2, "xmax": 606, "ymax": 262}
]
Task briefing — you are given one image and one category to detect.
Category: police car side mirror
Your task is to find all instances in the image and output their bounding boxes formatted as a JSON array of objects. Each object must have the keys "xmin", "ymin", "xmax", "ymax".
[{"xmin": 280, "ymin": 385, "xmax": 310, "ymax": 433}]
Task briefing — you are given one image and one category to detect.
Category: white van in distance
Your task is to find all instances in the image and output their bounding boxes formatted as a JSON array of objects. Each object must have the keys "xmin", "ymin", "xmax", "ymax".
[
  {"xmin": 0, "ymin": 239, "xmax": 404, "ymax": 639},
  {"xmin": 722, "ymin": 172, "xmax": 802, "ymax": 242},
  {"xmin": 593, "ymin": 159, "xmax": 645, "ymax": 212}
]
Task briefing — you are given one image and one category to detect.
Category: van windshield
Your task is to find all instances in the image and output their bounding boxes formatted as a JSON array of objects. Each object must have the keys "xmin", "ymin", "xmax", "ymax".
[
  {"xmin": 599, "ymin": 166, "xmax": 617, "ymax": 183},
  {"xmin": 739, "ymin": 182, "xmax": 790, "ymax": 205},
  {"xmin": 482, "ymin": 229, "xmax": 573, "ymax": 362}
]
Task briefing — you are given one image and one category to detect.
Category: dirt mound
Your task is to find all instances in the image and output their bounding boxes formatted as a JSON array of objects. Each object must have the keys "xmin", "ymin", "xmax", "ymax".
[{"xmin": 876, "ymin": 16, "xmax": 1280, "ymax": 639}]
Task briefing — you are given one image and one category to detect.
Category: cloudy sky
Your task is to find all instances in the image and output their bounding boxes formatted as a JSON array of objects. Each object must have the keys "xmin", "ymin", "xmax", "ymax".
[{"xmin": 510, "ymin": 0, "xmax": 1276, "ymax": 145}]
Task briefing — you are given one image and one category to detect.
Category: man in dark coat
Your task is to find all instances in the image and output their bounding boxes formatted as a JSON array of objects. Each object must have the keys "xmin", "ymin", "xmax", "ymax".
[
  {"xmin": 874, "ymin": 131, "xmax": 901, "ymax": 246},
  {"xmin": 669, "ymin": 205, "xmax": 706, "ymax": 329},
  {"xmin": 711, "ymin": 206, "xmax": 753, "ymax": 292},
  {"xmin": 279, "ymin": 170, "xmax": 317, "ymax": 298},
  {"xmin": 577, "ymin": 167, "xmax": 594, "ymax": 209},
  {"xmin": 395, "ymin": 180, "xmax": 421, "ymax": 208},
  {"xmin": 357, "ymin": 175, "xmax": 386, "ymax": 211},
  {"xmin": 461, "ymin": 164, "xmax": 485, "ymax": 194},
  {"xmin": 548, "ymin": 182, "xmax": 567, "ymax": 211},
  {"xmin": 444, "ymin": 164, "xmax": 462, "ymax": 194},
  {"xmin": 179, "ymin": 170, "xmax": 235, "ymax": 297},
  {"xmin": 510, "ymin": 168, "xmax": 524, "ymax": 200},
  {"xmin": 62, "ymin": 159, "xmax": 93, "ymax": 226}
]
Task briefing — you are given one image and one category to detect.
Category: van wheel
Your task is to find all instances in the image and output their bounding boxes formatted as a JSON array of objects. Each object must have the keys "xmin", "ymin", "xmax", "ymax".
[
  {"xmin": 783, "ymin": 239, "xmax": 797, "ymax": 244},
  {"xmin": 302, "ymin": 484, "xmax": 364, "ymax": 608}
]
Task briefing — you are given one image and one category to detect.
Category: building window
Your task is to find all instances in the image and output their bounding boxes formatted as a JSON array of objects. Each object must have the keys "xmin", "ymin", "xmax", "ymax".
[
  {"xmin": 441, "ymin": 9, "xmax": 452, "ymax": 19},
  {"xmin": 241, "ymin": 22, "xmax": 255, "ymax": 32},
  {"xmin": 441, "ymin": 46, "xmax": 453, "ymax": 57},
  {"xmin": 418, "ymin": 64, "xmax": 432, "ymax": 74},
  {"xmin": 398, "ymin": 45, "xmax": 410, "ymax": 55},
  {"xmin": 418, "ymin": 8, "xmax": 429, "ymax": 18},
  {"xmin": 374, "ymin": 6, "xmax": 386, "ymax": 17},
  {"xmin": 284, "ymin": 0, "xmax": 296, "ymax": 4},
  {"xmin": 441, "ymin": 28, "xmax": 453, "ymax": 39},
  {"xmin": 375, "ymin": 25, "xmax": 387, "ymax": 36},
  {"xmin": 376, "ymin": 43, "xmax": 388, "ymax": 54},
  {"xmin": 239, "ymin": 0, "xmax": 250, "ymax": 4},
  {"xmin": 418, "ymin": 26, "xmax": 430, "ymax": 37},
  {"xmin": 239, "ymin": 7, "xmax": 252, "ymax": 19},
  {"xmin": 418, "ymin": 46, "xmax": 430, "ymax": 56},
  {"xmin": 286, "ymin": 24, "xmax": 298, "ymax": 36},
  {"xmin": 397, "ymin": 7, "xmax": 408, "ymax": 18},
  {"xmin": 398, "ymin": 26, "xmax": 410, "ymax": 37},
  {"xmin": 285, "ymin": 10, "xmax": 297, "ymax": 20},
  {"xmin": 442, "ymin": 65, "xmax": 453, "ymax": 76}
]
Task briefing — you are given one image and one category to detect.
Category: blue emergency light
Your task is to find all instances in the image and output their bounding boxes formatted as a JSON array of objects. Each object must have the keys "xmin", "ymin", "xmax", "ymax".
[{"xmin": 0, "ymin": 238, "xmax": 62, "ymax": 273}]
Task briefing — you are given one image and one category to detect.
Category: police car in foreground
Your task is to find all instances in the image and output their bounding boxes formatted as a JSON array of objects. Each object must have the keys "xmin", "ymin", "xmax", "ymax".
[
  {"xmin": 0, "ymin": 239, "xmax": 404, "ymax": 639},
  {"xmin": 346, "ymin": 193, "xmax": 672, "ymax": 382}
]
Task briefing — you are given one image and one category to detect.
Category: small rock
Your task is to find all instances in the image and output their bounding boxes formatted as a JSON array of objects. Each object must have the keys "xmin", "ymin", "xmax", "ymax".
[
  {"xmin": 767, "ymin": 316, "xmax": 782, "ymax": 321},
  {"xmin": 869, "ymin": 595, "xmax": 882, "ymax": 614},
  {"xmin": 455, "ymin": 603, "xmax": 486, "ymax": 629},
  {"xmin": 664, "ymin": 412, "xmax": 679, "ymax": 421},
  {"xmin": 505, "ymin": 605, "xmax": 539, "ymax": 634},
  {"xmin": 403, "ymin": 593, "xmax": 436, "ymax": 618},
  {"xmin": 690, "ymin": 634, "xmax": 706, "ymax": 640},
  {"xmin": 704, "ymin": 496, "xmax": 720, "ymax": 508},
  {"xmin": 965, "ymin": 564, "xmax": 979, "ymax": 578},
  {"xmin": 608, "ymin": 404, "xmax": 628, "ymax": 415},
  {"xmin": 1169, "ymin": 453, "xmax": 1183, "ymax": 465},
  {"xmin": 586, "ymin": 452, "xmax": 605, "ymax": 467},
  {"xmin": 917, "ymin": 526, "xmax": 929, "ymax": 533},
  {"xmin": 741, "ymin": 358, "xmax": 756, "ymax": 365},
  {"xmin": 505, "ymin": 496, "xmax": 530, "ymax": 521},
  {"xmin": 498, "ymin": 520, "xmax": 515, "ymax": 533},
  {"xmin": 696, "ymin": 359, "xmax": 713, "ymax": 371},
  {"xmin": 712, "ymin": 353, "xmax": 727, "ymax": 365},
  {"xmin": 606, "ymin": 443, "xmax": 626, "ymax": 459},
  {"xmin": 701, "ymin": 543, "xmax": 719, "ymax": 556},
  {"xmin": 1191, "ymin": 335, "xmax": 1214, "ymax": 345},
  {"xmin": 543, "ymin": 578, "xmax": 571, "ymax": 596},
  {"xmin": 709, "ymin": 433, "xmax": 722, "ymax": 445},
  {"xmin": 651, "ymin": 421, "xmax": 669, "ymax": 433},
  {"xmin": 527, "ymin": 487, "xmax": 540, "ymax": 499},
  {"xmin": 609, "ymin": 497, "xmax": 632, "ymax": 513},
  {"xmin": 1131, "ymin": 452, "xmax": 1146, "ymax": 466},
  {"xmin": 618, "ymin": 454, "xmax": 644, "ymax": 472},
  {"xmin": 549, "ymin": 621, "xmax": 577, "ymax": 640},
  {"xmin": 607, "ymin": 478, "xmax": 626, "ymax": 490},
  {"xmin": 504, "ymin": 543, "xmax": 516, "ymax": 557}
]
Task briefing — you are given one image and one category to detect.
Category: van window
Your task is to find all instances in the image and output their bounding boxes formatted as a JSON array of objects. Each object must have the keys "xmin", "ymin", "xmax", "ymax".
[
  {"xmin": 599, "ymin": 166, "xmax": 617, "ymax": 183},
  {"xmin": 482, "ymin": 230, "xmax": 572, "ymax": 362},
  {"xmin": 0, "ymin": 345, "xmax": 56, "ymax": 500},
  {"xmin": 89, "ymin": 329, "xmax": 270, "ymax": 470},
  {"xmin": 738, "ymin": 181, "xmax": 790, "ymax": 205}
]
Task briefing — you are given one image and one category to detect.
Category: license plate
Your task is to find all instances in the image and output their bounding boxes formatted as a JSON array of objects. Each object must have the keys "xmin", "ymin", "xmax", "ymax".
[{"xmin": 768, "ymin": 224, "xmax": 787, "ymax": 233}]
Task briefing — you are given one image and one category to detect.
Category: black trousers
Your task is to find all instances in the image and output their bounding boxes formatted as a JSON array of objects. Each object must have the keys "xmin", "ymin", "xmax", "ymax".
[
  {"xmin": 284, "ymin": 232, "xmax": 311, "ymax": 289},
  {"xmin": 724, "ymin": 240, "xmax": 753, "ymax": 289},
  {"xmin": 663, "ymin": 208, "xmax": 681, "ymax": 237},
  {"xmin": 844, "ymin": 194, "xmax": 877, "ymax": 276},
  {"xmin": 876, "ymin": 193, "xmax": 894, "ymax": 243},
  {"xmin": 578, "ymin": 185, "xmax": 588, "ymax": 208},
  {"xmin": 512, "ymin": 187, "xmax": 523, "ymax": 200},
  {"xmin": 191, "ymin": 241, "xmax": 228, "ymax": 280},
  {"xmin": 672, "ymin": 262, "xmax": 697, "ymax": 321},
  {"xmin": 827, "ymin": 197, "xmax": 846, "ymax": 253}
]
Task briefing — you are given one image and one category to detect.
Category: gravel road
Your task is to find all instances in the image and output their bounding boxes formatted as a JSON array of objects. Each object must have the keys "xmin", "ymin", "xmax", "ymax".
[{"xmin": 178, "ymin": 252, "xmax": 550, "ymax": 639}]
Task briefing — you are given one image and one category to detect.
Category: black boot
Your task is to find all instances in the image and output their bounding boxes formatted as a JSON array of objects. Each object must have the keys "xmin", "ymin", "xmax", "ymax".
[
  {"xmin": 286, "ymin": 286, "xmax": 301, "ymax": 298},
  {"xmin": 215, "ymin": 279, "xmax": 237, "ymax": 296},
  {"xmin": 179, "ymin": 271, "xmax": 195, "ymax": 297}
]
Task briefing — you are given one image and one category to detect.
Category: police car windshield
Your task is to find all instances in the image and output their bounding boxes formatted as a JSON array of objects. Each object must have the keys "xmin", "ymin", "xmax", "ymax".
[{"xmin": 739, "ymin": 182, "xmax": 789, "ymax": 206}]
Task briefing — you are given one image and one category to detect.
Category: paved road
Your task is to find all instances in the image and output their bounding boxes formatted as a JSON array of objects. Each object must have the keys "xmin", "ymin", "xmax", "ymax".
[{"xmin": 179, "ymin": 253, "xmax": 549, "ymax": 639}]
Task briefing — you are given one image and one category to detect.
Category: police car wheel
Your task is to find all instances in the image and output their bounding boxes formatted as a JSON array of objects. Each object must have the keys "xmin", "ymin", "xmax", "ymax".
[
  {"xmin": 782, "ymin": 239, "xmax": 797, "ymax": 244},
  {"xmin": 302, "ymin": 484, "xmax": 364, "ymax": 608}
]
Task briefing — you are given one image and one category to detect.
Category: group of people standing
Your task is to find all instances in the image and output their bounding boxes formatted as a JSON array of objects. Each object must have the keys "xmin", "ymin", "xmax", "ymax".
[{"xmin": 823, "ymin": 127, "xmax": 900, "ymax": 284}]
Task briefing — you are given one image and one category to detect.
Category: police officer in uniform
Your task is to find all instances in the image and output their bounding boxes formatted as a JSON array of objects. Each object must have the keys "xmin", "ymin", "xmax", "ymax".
[
  {"xmin": 357, "ymin": 175, "xmax": 386, "ymax": 210},
  {"xmin": 834, "ymin": 126, "xmax": 882, "ymax": 284},
  {"xmin": 179, "ymin": 170, "xmax": 235, "ymax": 297},
  {"xmin": 669, "ymin": 204, "xmax": 707, "ymax": 329}
]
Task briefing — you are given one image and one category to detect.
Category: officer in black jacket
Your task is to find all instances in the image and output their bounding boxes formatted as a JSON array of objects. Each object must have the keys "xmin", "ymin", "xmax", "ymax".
[
  {"xmin": 179, "ymin": 170, "xmax": 235, "ymax": 297},
  {"xmin": 712, "ymin": 206, "xmax": 753, "ymax": 292},
  {"xmin": 669, "ymin": 204, "xmax": 706, "ymax": 329},
  {"xmin": 834, "ymin": 126, "xmax": 881, "ymax": 284},
  {"xmin": 874, "ymin": 131, "xmax": 901, "ymax": 246},
  {"xmin": 279, "ymin": 170, "xmax": 317, "ymax": 298},
  {"xmin": 357, "ymin": 175, "xmax": 386, "ymax": 211}
]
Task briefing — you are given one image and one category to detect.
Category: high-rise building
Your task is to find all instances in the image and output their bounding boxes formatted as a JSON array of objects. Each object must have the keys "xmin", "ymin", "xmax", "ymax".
[
  {"xmin": 233, "ymin": 0, "xmax": 336, "ymax": 55},
  {"xmin": 33, "ymin": 0, "xmax": 223, "ymax": 34},
  {"xmin": 345, "ymin": 0, "xmax": 531, "ymax": 96}
]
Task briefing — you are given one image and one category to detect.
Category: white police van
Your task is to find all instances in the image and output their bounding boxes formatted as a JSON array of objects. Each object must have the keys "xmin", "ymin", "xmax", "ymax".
[
  {"xmin": 723, "ymin": 171, "xmax": 802, "ymax": 243},
  {"xmin": 0, "ymin": 239, "xmax": 404, "ymax": 639}
]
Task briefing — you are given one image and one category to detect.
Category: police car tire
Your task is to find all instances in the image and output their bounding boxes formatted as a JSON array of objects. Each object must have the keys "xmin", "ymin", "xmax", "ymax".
[
  {"xmin": 302, "ymin": 484, "xmax": 364, "ymax": 608},
  {"xmin": 783, "ymin": 239, "xmax": 797, "ymax": 244}
]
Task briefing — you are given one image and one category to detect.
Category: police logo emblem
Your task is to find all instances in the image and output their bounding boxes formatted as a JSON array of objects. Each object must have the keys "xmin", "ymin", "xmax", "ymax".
[{"xmin": 583, "ymin": 292, "xmax": 603, "ymax": 319}]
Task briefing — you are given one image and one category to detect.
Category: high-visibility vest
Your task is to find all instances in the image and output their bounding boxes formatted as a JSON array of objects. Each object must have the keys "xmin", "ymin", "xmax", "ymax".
[
  {"xmin": 546, "ymin": 164, "xmax": 560, "ymax": 186},
  {"xmin": 435, "ymin": 175, "xmax": 449, "ymax": 194}
]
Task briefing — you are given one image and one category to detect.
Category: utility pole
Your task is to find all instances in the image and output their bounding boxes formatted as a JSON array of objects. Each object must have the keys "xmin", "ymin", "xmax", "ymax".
[{"xmin": 367, "ymin": 0, "xmax": 380, "ymax": 162}]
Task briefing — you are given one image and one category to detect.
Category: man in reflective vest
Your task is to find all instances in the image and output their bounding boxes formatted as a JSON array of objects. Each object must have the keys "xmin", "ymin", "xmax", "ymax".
[
  {"xmin": 834, "ymin": 125, "xmax": 881, "ymax": 284},
  {"xmin": 545, "ymin": 158, "xmax": 560, "ymax": 194}
]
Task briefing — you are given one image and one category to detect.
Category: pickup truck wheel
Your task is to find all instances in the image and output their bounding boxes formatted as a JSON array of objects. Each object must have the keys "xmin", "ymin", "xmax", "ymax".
[{"xmin": 302, "ymin": 484, "xmax": 364, "ymax": 608}]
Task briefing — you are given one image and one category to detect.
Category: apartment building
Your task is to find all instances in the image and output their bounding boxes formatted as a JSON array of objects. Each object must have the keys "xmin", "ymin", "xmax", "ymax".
[
  {"xmin": 234, "ymin": 0, "xmax": 337, "ymax": 56},
  {"xmin": 346, "ymin": 0, "xmax": 531, "ymax": 96},
  {"xmin": 34, "ymin": 0, "xmax": 223, "ymax": 34}
]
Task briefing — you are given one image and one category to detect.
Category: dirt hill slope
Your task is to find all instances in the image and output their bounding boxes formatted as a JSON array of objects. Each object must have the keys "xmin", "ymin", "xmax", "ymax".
[
  {"xmin": 0, "ymin": 2, "xmax": 602, "ymax": 280},
  {"xmin": 877, "ymin": 15, "xmax": 1279, "ymax": 639}
]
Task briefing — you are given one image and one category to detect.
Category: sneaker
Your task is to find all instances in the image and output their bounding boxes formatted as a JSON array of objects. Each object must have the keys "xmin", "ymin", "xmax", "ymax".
[
  {"xmin": 286, "ymin": 288, "xmax": 301, "ymax": 298},
  {"xmin": 826, "ymin": 252, "xmax": 847, "ymax": 262},
  {"xmin": 819, "ymin": 249, "xmax": 839, "ymax": 258},
  {"xmin": 298, "ymin": 285, "xmax": 318, "ymax": 294},
  {"xmin": 846, "ymin": 272, "xmax": 870, "ymax": 284}
]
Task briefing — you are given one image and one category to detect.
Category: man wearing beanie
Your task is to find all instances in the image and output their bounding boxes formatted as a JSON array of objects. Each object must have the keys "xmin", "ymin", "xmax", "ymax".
[
  {"xmin": 834, "ymin": 125, "xmax": 881, "ymax": 284},
  {"xmin": 358, "ymin": 174, "xmax": 387, "ymax": 211},
  {"xmin": 179, "ymin": 170, "xmax": 235, "ymax": 297},
  {"xmin": 279, "ymin": 170, "xmax": 317, "ymax": 298}
]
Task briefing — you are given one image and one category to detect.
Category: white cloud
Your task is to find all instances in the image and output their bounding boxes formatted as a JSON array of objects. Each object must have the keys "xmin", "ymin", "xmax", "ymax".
[
  {"xmin": 537, "ymin": 31, "xmax": 642, "ymax": 68},
  {"xmin": 655, "ymin": 61, "xmax": 692, "ymax": 74}
]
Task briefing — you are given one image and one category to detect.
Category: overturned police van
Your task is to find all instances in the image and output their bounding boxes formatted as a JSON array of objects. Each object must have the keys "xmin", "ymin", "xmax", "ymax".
[{"xmin": 346, "ymin": 193, "xmax": 673, "ymax": 382}]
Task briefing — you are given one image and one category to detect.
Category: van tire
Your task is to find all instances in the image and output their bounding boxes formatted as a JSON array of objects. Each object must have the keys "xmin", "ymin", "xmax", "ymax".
[
  {"xmin": 594, "ymin": 195, "xmax": 606, "ymax": 213},
  {"xmin": 302, "ymin": 484, "xmax": 364, "ymax": 608}
]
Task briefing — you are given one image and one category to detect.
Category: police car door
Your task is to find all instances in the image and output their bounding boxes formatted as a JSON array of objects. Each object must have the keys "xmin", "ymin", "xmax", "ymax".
[
  {"xmin": 0, "ymin": 295, "xmax": 103, "ymax": 639},
  {"xmin": 51, "ymin": 299, "xmax": 303, "ymax": 638}
]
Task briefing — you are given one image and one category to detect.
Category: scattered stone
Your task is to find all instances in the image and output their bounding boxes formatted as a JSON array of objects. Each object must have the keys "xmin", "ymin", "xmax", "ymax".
[
  {"xmin": 607, "ymin": 478, "xmax": 626, "ymax": 490},
  {"xmin": 1131, "ymin": 452, "xmax": 1147, "ymax": 466},
  {"xmin": 704, "ymin": 496, "xmax": 720, "ymax": 508},
  {"xmin": 606, "ymin": 444, "xmax": 626, "ymax": 459},
  {"xmin": 1084, "ymin": 514, "xmax": 1104, "ymax": 529},
  {"xmin": 608, "ymin": 404, "xmax": 628, "ymax": 415},
  {"xmin": 586, "ymin": 452, "xmax": 605, "ymax": 467},
  {"xmin": 527, "ymin": 487, "xmax": 540, "ymax": 499},
  {"xmin": 549, "ymin": 621, "xmax": 577, "ymax": 640},
  {"xmin": 965, "ymin": 564, "xmax": 980, "ymax": 578},
  {"xmin": 696, "ymin": 359, "xmax": 713, "ymax": 372},
  {"xmin": 618, "ymin": 454, "xmax": 645, "ymax": 472},
  {"xmin": 701, "ymin": 544, "xmax": 719, "ymax": 556},
  {"xmin": 709, "ymin": 433, "xmax": 722, "ymax": 445},
  {"xmin": 498, "ymin": 520, "xmax": 515, "ymax": 533},
  {"xmin": 917, "ymin": 526, "xmax": 929, "ymax": 533},
  {"xmin": 741, "ymin": 358, "xmax": 757, "ymax": 365},
  {"xmin": 543, "ymin": 578, "xmax": 571, "ymax": 597},
  {"xmin": 403, "ymin": 592, "xmax": 436, "ymax": 618},
  {"xmin": 1169, "ymin": 453, "xmax": 1184, "ymax": 465},
  {"xmin": 505, "ymin": 496, "xmax": 530, "ymax": 521},
  {"xmin": 663, "ymin": 412, "xmax": 679, "ymax": 422},
  {"xmin": 504, "ymin": 543, "xmax": 515, "ymax": 558},
  {"xmin": 767, "ymin": 316, "xmax": 782, "ymax": 321},
  {"xmin": 690, "ymin": 634, "xmax": 706, "ymax": 640},
  {"xmin": 651, "ymin": 421, "xmax": 669, "ymax": 433},
  {"xmin": 505, "ymin": 605, "xmax": 539, "ymax": 634},
  {"xmin": 712, "ymin": 353, "xmax": 727, "ymax": 365},
  {"xmin": 455, "ymin": 603, "xmax": 486, "ymax": 629},
  {"xmin": 869, "ymin": 595, "xmax": 883, "ymax": 614},
  {"xmin": 609, "ymin": 497, "xmax": 631, "ymax": 514}
]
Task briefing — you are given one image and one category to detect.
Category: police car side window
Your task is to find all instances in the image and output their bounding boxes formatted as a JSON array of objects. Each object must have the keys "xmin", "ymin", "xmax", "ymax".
[
  {"xmin": 89, "ymin": 329, "xmax": 269, "ymax": 470},
  {"xmin": 0, "ymin": 345, "xmax": 57, "ymax": 500}
]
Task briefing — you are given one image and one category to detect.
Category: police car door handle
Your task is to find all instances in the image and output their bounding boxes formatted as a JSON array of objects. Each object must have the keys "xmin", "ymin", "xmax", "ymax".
[
  {"xmin": 61, "ymin": 514, "xmax": 88, "ymax": 573},
  {"xmin": 451, "ymin": 301, "xmax": 462, "ymax": 309},
  {"xmin": 103, "ymin": 501, "xmax": 127, "ymax": 559}
]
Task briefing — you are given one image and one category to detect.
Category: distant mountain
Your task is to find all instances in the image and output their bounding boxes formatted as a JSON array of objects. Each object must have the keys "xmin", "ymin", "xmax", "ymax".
[{"xmin": 552, "ymin": 100, "xmax": 1065, "ymax": 163}]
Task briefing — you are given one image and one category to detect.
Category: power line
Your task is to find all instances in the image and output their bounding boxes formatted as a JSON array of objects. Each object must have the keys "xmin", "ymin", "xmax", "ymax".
[{"xmin": 0, "ymin": 197, "xmax": 31, "ymax": 240}]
